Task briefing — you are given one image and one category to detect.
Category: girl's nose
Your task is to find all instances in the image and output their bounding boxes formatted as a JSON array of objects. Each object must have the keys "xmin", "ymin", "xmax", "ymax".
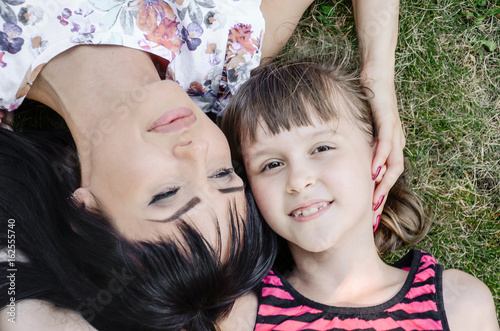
[{"xmin": 286, "ymin": 165, "xmax": 316, "ymax": 194}]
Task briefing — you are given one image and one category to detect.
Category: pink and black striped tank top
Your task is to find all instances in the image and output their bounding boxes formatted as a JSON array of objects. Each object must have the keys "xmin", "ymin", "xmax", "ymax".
[{"xmin": 255, "ymin": 249, "xmax": 450, "ymax": 330}]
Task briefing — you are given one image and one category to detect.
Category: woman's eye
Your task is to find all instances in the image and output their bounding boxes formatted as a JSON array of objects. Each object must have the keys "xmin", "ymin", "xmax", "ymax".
[
  {"xmin": 314, "ymin": 145, "xmax": 333, "ymax": 153},
  {"xmin": 149, "ymin": 187, "xmax": 180, "ymax": 206},
  {"xmin": 211, "ymin": 167, "xmax": 234, "ymax": 179},
  {"xmin": 263, "ymin": 161, "xmax": 283, "ymax": 171}
]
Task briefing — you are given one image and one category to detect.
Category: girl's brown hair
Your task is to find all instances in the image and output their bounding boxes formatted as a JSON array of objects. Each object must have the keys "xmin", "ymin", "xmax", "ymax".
[{"xmin": 221, "ymin": 57, "xmax": 432, "ymax": 254}]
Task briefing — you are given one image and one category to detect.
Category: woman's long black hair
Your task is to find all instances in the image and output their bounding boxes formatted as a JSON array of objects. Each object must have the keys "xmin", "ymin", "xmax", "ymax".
[{"xmin": 0, "ymin": 128, "xmax": 276, "ymax": 330}]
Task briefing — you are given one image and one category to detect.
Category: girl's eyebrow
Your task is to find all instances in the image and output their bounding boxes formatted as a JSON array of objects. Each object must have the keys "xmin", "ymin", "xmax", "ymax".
[
  {"xmin": 310, "ymin": 128, "xmax": 338, "ymax": 138},
  {"xmin": 247, "ymin": 129, "xmax": 338, "ymax": 159},
  {"xmin": 147, "ymin": 186, "xmax": 243, "ymax": 223}
]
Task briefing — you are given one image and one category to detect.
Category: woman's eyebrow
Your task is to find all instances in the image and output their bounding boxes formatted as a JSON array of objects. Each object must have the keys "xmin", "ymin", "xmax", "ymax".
[
  {"xmin": 147, "ymin": 186, "xmax": 243, "ymax": 223},
  {"xmin": 148, "ymin": 197, "xmax": 201, "ymax": 223},
  {"xmin": 218, "ymin": 185, "xmax": 244, "ymax": 194}
]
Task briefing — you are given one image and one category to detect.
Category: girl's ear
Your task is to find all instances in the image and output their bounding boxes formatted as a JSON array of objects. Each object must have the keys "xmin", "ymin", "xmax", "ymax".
[{"xmin": 73, "ymin": 187, "xmax": 97, "ymax": 209}]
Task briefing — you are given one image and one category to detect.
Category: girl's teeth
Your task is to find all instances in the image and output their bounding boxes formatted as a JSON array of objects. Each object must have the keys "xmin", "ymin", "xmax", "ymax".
[
  {"xmin": 302, "ymin": 208, "xmax": 318, "ymax": 216},
  {"xmin": 291, "ymin": 202, "xmax": 328, "ymax": 217}
]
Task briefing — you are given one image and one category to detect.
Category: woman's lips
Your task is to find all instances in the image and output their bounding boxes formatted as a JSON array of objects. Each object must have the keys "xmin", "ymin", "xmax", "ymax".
[{"xmin": 148, "ymin": 107, "xmax": 196, "ymax": 133}]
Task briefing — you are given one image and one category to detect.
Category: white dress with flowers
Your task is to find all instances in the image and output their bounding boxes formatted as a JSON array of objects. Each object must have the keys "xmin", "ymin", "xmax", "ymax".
[{"xmin": 0, "ymin": 0, "xmax": 264, "ymax": 115}]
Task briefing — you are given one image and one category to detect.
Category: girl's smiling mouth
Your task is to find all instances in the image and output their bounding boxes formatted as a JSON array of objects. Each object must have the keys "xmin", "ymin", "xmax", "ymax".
[{"xmin": 288, "ymin": 200, "xmax": 333, "ymax": 222}]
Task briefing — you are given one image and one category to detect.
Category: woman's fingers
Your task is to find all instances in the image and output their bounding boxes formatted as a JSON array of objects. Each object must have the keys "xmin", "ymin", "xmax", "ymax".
[
  {"xmin": 0, "ymin": 110, "xmax": 13, "ymax": 131},
  {"xmin": 374, "ymin": 164, "xmax": 387, "ymax": 184},
  {"xmin": 372, "ymin": 126, "xmax": 405, "ymax": 214},
  {"xmin": 373, "ymin": 145, "xmax": 404, "ymax": 210}
]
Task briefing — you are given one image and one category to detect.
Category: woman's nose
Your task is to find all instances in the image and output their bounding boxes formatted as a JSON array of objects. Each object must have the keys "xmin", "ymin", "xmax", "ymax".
[
  {"xmin": 174, "ymin": 138, "xmax": 222, "ymax": 197},
  {"xmin": 173, "ymin": 138, "xmax": 209, "ymax": 162}
]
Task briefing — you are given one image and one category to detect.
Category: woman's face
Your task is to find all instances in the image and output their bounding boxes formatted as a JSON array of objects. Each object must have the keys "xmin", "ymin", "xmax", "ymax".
[{"xmin": 79, "ymin": 80, "xmax": 245, "ymax": 245}]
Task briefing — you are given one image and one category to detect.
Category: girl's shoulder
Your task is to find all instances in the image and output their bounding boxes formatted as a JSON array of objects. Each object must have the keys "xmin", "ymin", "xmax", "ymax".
[
  {"xmin": 442, "ymin": 269, "xmax": 499, "ymax": 331},
  {"xmin": 217, "ymin": 292, "xmax": 258, "ymax": 331}
]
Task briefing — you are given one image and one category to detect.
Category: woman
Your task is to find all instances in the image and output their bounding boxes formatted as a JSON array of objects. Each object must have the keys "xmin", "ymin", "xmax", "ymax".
[{"xmin": 0, "ymin": 0, "xmax": 404, "ymax": 329}]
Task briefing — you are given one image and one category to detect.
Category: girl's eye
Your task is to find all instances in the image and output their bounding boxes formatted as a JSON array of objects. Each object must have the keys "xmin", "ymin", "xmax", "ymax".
[
  {"xmin": 263, "ymin": 161, "xmax": 283, "ymax": 171},
  {"xmin": 314, "ymin": 145, "xmax": 333, "ymax": 153},
  {"xmin": 149, "ymin": 187, "xmax": 180, "ymax": 206},
  {"xmin": 211, "ymin": 167, "xmax": 234, "ymax": 179}
]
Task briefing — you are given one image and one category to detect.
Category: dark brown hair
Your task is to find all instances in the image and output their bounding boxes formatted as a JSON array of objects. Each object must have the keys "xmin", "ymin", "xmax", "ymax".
[{"xmin": 221, "ymin": 57, "xmax": 432, "ymax": 254}]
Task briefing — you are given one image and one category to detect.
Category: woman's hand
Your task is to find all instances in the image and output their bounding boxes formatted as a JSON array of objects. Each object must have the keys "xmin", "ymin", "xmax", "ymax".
[
  {"xmin": 362, "ymin": 70, "xmax": 405, "ymax": 216},
  {"xmin": 352, "ymin": 0, "xmax": 402, "ymax": 218}
]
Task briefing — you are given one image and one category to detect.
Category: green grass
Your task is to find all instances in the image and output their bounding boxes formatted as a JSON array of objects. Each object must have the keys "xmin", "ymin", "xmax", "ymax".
[{"xmin": 290, "ymin": 0, "xmax": 499, "ymax": 321}]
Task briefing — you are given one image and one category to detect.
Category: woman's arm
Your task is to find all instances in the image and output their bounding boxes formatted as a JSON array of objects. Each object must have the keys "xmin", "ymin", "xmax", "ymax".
[
  {"xmin": 352, "ymin": 0, "xmax": 405, "ymax": 212},
  {"xmin": 0, "ymin": 300, "xmax": 97, "ymax": 331},
  {"xmin": 259, "ymin": 0, "xmax": 313, "ymax": 60}
]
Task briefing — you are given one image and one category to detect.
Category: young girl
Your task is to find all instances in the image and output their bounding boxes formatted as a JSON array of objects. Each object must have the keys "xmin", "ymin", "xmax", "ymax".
[{"xmin": 220, "ymin": 58, "xmax": 499, "ymax": 330}]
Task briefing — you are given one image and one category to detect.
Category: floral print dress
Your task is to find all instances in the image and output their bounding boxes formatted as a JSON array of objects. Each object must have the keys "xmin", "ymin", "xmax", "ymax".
[{"xmin": 0, "ymin": 0, "xmax": 264, "ymax": 115}]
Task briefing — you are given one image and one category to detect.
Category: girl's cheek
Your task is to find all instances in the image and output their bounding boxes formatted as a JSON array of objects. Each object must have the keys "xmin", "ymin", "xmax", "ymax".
[{"xmin": 251, "ymin": 181, "xmax": 268, "ymax": 201}]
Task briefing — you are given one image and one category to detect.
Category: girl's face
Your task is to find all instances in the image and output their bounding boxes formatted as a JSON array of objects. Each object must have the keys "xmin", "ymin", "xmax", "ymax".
[
  {"xmin": 80, "ymin": 80, "xmax": 245, "ymax": 248},
  {"xmin": 242, "ymin": 115, "xmax": 376, "ymax": 253}
]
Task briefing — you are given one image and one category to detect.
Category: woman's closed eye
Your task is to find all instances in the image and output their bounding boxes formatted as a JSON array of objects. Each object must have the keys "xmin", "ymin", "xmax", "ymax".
[
  {"xmin": 210, "ymin": 167, "xmax": 234, "ymax": 179},
  {"xmin": 149, "ymin": 187, "xmax": 180, "ymax": 206},
  {"xmin": 149, "ymin": 168, "xmax": 235, "ymax": 205}
]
